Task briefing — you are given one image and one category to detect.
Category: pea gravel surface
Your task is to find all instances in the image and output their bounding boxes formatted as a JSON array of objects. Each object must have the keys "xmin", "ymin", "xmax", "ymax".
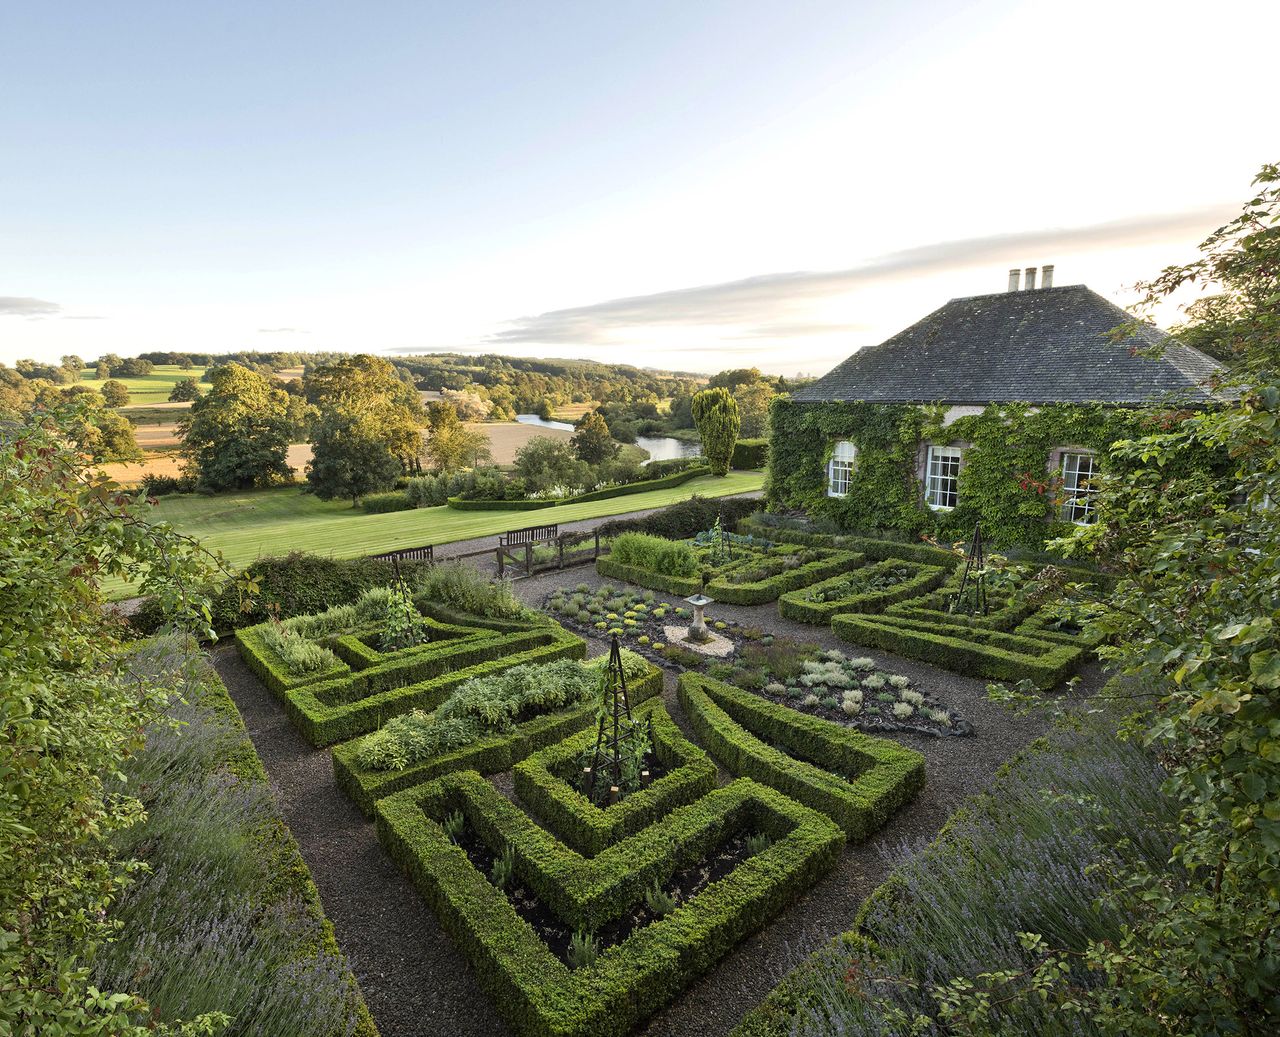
[{"xmin": 212, "ymin": 559, "xmax": 1106, "ymax": 1037}]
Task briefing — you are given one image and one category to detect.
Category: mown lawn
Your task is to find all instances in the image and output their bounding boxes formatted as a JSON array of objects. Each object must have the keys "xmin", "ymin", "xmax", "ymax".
[
  {"xmin": 98, "ymin": 364, "xmax": 209, "ymax": 404},
  {"xmin": 110, "ymin": 471, "xmax": 764, "ymax": 595}
]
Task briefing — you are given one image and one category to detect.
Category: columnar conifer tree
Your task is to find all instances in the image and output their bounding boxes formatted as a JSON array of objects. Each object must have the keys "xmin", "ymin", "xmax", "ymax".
[{"xmin": 691, "ymin": 387, "xmax": 740, "ymax": 476}]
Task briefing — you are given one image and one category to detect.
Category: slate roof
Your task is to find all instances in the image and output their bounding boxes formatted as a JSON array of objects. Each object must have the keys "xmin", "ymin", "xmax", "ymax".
[{"xmin": 792, "ymin": 284, "xmax": 1226, "ymax": 406}]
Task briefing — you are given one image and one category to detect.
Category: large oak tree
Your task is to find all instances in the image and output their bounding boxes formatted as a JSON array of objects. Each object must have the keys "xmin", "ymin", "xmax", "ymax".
[{"xmin": 306, "ymin": 354, "xmax": 424, "ymax": 503}]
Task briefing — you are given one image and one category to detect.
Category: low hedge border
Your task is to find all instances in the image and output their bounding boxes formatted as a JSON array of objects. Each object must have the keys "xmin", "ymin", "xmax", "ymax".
[
  {"xmin": 236, "ymin": 616, "xmax": 491, "ymax": 705},
  {"xmin": 1014, "ymin": 611, "xmax": 1105, "ymax": 650},
  {"xmin": 233, "ymin": 624, "xmax": 351, "ymax": 696},
  {"xmin": 446, "ymin": 466, "xmax": 713, "ymax": 511},
  {"xmin": 596, "ymin": 548, "xmax": 866, "ymax": 605},
  {"xmin": 830, "ymin": 613, "xmax": 1083, "ymax": 689},
  {"xmin": 375, "ymin": 771, "xmax": 841, "ymax": 1037},
  {"xmin": 334, "ymin": 661, "xmax": 664, "ymax": 816},
  {"xmin": 328, "ymin": 631, "xmax": 386, "ymax": 670},
  {"xmin": 284, "ymin": 624, "xmax": 587, "ymax": 746},
  {"xmin": 885, "ymin": 588, "xmax": 1035, "ymax": 631},
  {"xmin": 778, "ymin": 560, "xmax": 948, "ymax": 624},
  {"xmin": 512, "ymin": 700, "xmax": 717, "ymax": 857},
  {"xmin": 678, "ymin": 673, "xmax": 925, "ymax": 840},
  {"xmin": 736, "ymin": 518, "xmax": 958, "ymax": 566}
]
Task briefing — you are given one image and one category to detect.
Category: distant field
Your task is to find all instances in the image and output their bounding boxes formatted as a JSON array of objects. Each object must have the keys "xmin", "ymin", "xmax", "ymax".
[
  {"xmin": 549, "ymin": 402, "xmax": 595, "ymax": 422},
  {"xmin": 92, "ymin": 364, "xmax": 209, "ymax": 405},
  {"xmin": 106, "ymin": 470, "xmax": 764, "ymax": 596},
  {"xmin": 102, "ymin": 419, "xmax": 589, "ymax": 484},
  {"xmin": 473, "ymin": 421, "xmax": 574, "ymax": 464}
]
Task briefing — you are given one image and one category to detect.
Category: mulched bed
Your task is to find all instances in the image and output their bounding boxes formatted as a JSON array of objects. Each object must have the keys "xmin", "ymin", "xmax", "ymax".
[{"xmin": 453, "ymin": 822, "xmax": 760, "ymax": 966}]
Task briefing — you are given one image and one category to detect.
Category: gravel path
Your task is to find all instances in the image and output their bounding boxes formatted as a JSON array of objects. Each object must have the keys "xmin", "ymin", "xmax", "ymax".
[
  {"xmin": 211, "ymin": 646, "xmax": 507, "ymax": 1037},
  {"xmin": 213, "ymin": 558, "xmax": 1105, "ymax": 1037}
]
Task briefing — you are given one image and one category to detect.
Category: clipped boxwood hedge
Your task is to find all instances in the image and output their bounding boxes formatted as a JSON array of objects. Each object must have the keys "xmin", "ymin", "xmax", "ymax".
[
  {"xmin": 831, "ymin": 613, "xmax": 1083, "ymax": 689},
  {"xmin": 731, "ymin": 438, "xmax": 769, "ymax": 470},
  {"xmin": 597, "ymin": 547, "xmax": 866, "ymax": 605},
  {"xmin": 778, "ymin": 559, "xmax": 949, "ymax": 624},
  {"xmin": 736, "ymin": 517, "xmax": 958, "ymax": 566},
  {"xmin": 237, "ymin": 615, "xmax": 587, "ymax": 746},
  {"xmin": 334, "ymin": 661, "xmax": 664, "ymax": 816},
  {"xmin": 446, "ymin": 466, "xmax": 712, "ymax": 511},
  {"xmin": 677, "ymin": 673, "xmax": 924, "ymax": 840},
  {"xmin": 233, "ymin": 624, "xmax": 353, "ymax": 696},
  {"xmin": 376, "ymin": 771, "xmax": 841, "ymax": 1037},
  {"xmin": 512, "ymin": 700, "xmax": 717, "ymax": 856}
]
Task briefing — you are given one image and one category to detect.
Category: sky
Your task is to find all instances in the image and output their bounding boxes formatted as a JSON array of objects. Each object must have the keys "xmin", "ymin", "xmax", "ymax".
[{"xmin": 2, "ymin": 0, "xmax": 1276, "ymax": 377}]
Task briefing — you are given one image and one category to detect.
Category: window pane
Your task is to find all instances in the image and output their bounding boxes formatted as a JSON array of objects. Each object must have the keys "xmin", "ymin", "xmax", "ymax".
[
  {"xmin": 1060, "ymin": 451, "xmax": 1098, "ymax": 523},
  {"xmin": 925, "ymin": 445, "xmax": 962, "ymax": 509},
  {"xmin": 828, "ymin": 441, "xmax": 856, "ymax": 497}
]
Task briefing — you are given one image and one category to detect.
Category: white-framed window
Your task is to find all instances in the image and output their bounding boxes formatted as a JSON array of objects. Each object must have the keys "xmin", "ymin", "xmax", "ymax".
[
  {"xmin": 1060, "ymin": 451, "xmax": 1099, "ymax": 524},
  {"xmin": 924, "ymin": 445, "xmax": 963, "ymax": 510},
  {"xmin": 827, "ymin": 440, "xmax": 856, "ymax": 497}
]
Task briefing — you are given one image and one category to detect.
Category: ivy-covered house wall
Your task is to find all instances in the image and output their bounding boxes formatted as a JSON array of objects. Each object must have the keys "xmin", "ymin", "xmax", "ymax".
[{"xmin": 765, "ymin": 396, "xmax": 1159, "ymax": 549}]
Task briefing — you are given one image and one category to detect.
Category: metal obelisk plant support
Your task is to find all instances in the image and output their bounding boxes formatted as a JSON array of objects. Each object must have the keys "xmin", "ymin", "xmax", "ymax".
[
  {"xmin": 949, "ymin": 521, "xmax": 989, "ymax": 616},
  {"xmin": 584, "ymin": 634, "xmax": 640, "ymax": 805}
]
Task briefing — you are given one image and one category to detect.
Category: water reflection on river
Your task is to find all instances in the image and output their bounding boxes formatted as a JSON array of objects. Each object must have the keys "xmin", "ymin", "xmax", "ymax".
[{"xmin": 514, "ymin": 415, "xmax": 702, "ymax": 464}]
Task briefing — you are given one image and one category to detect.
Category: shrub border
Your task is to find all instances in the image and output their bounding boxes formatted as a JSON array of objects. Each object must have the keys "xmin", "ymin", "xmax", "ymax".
[
  {"xmin": 677, "ymin": 673, "xmax": 925, "ymax": 840},
  {"xmin": 446, "ymin": 466, "xmax": 713, "ymax": 511},
  {"xmin": 375, "ymin": 771, "xmax": 842, "ymax": 1037},
  {"xmin": 186, "ymin": 653, "xmax": 380, "ymax": 1037}
]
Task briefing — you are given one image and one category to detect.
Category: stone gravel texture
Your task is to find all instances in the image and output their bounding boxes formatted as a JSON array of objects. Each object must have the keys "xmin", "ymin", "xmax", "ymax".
[{"xmin": 212, "ymin": 546, "xmax": 1105, "ymax": 1037}]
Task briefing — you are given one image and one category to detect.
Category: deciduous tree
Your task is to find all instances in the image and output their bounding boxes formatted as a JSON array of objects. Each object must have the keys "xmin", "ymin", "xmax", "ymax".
[
  {"xmin": 101, "ymin": 378, "xmax": 130, "ymax": 407},
  {"xmin": 423, "ymin": 400, "xmax": 493, "ymax": 473},
  {"xmin": 0, "ymin": 403, "xmax": 226, "ymax": 1035},
  {"xmin": 180, "ymin": 362, "xmax": 302, "ymax": 489},
  {"xmin": 168, "ymin": 376, "xmax": 203, "ymax": 402},
  {"xmin": 306, "ymin": 354, "xmax": 424, "ymax": 503},
  {"xmin": 571, "ymin": 410, "xmax": 619, "ymax": 464}
]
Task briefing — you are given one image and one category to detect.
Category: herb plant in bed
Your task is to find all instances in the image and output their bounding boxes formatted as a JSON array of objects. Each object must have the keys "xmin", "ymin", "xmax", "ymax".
[
  {"xmin": 333, "ymin": 649, "xmax": 663, "ymax": 815},
  {"xmin": 236, "ymin": 587, "xmax": 588, "ymax": 746}
]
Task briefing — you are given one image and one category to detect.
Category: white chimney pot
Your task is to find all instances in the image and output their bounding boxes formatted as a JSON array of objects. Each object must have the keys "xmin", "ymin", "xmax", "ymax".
[
  {"xmin": 1024, "ymin": 266, "xmax": 1037, "ymax": 290},
  {"xmin": 1041, "ymin": 264, "xmax": 1054, "ymax": 289},
  {"xmin": 1007, "ymin": 268, "xmax": 1021, "ymax": 292}
]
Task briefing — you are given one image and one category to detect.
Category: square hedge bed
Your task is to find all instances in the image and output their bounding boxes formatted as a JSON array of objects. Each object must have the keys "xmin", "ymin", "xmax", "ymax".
[
  {"xmin": 238, "ymin": 614, "xmax": 587, "ymax": 746},
  {"xmin": 512, "ymin": 700, "xmax": 718, "ymax": 857},
  {"xmin": 376, "ymin": 769, "xmax": 842, "ymax": 1037},
  {"xmin": 334, "ymin": 660, "xmax": 665, "ymax": 816},
  {"xmin": 596, "ymin": 545, "xmax": 865, "ymax": 605},
  {"xmin": 831, "ymin": 613, "xmax": 1083, "ymax": 689},
  {"xmin": 678, "ymin": 673, "xmax": 924, "ymax": 841},
  {"xmin": 777, "ymin": 559, "xmax": 951, "ymax": 624}
]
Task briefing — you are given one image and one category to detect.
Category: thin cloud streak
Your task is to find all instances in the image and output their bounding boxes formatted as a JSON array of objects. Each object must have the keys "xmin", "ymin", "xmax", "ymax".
[
  {"xmin": 489, "ymin": 205, "xmax": 1231, "ymax": 346},
  {"xmin": 0, "ymin": 296, "xmax": 61, "ymax": 317}
]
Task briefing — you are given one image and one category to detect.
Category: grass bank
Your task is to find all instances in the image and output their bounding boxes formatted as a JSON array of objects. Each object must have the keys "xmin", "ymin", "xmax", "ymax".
[{"xmin": 109, "ymin": 471, "xmax": 764, "ymax": 596}]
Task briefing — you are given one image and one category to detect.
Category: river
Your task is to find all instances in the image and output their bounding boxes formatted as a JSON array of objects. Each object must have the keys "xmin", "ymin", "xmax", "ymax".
[{"xmin": 514, "ymin": 415, "xmax": 702, "ymax": 464}]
